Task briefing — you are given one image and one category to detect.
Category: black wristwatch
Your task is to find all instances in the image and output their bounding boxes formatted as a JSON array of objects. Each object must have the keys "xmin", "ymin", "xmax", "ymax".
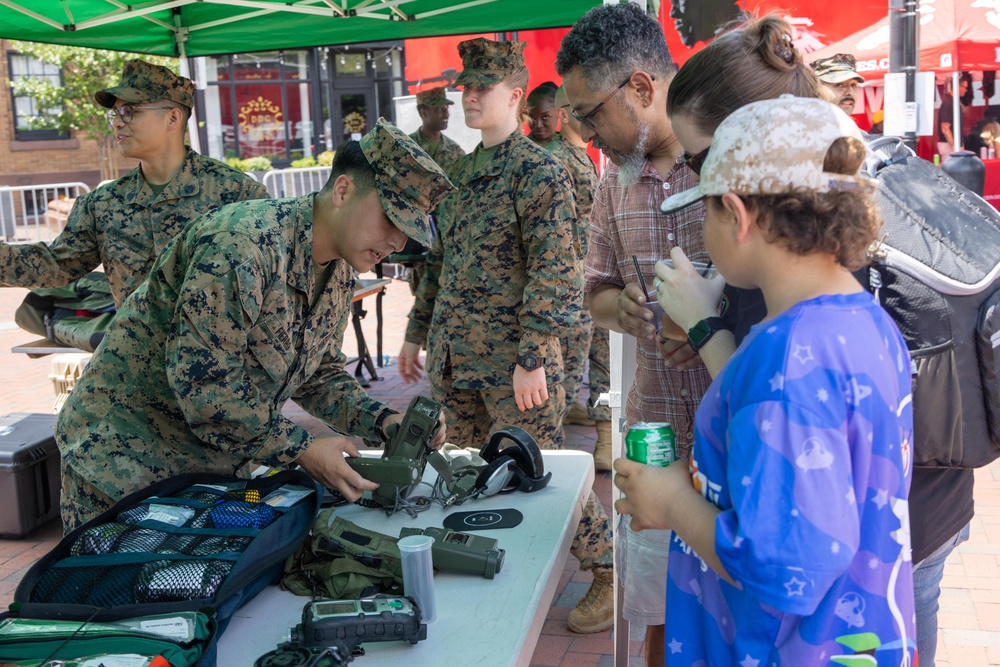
[
  {"xmin": 516, "ymin": 352, "xmax": 544, "ymax": 372},
  {"xmin": 373, "ymin": 408, "xmax": 396, "ymax": 443},
  {"xmin": 687, "ymin": 317, "xmax": 728, "ymax": 351}
]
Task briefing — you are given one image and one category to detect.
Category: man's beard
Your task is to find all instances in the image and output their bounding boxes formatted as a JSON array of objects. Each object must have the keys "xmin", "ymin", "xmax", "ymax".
[
  {"xmin": 839, "ymin": 98, "xmax": 855, "ymax": 114},
  {"xmin": 617, "ymin": 123, "xmax": 650, "ymax": 187}
]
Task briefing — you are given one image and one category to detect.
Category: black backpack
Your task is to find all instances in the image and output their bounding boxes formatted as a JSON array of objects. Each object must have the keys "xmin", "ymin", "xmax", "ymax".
[{"xmin": 863, "ymin": 137, "xmax": 1000, "ymax": 469}]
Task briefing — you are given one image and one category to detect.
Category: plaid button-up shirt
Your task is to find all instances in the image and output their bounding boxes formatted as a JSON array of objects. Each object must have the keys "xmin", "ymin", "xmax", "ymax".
[{"xmin": 584, "ymin": 158, "xmax": 710, "ymax": 456}]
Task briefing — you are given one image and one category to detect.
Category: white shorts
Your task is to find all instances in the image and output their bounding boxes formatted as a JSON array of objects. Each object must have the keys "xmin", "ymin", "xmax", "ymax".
[{"xmin": 615, "ymin": 514, "xmax": 672, "ymax": 626}]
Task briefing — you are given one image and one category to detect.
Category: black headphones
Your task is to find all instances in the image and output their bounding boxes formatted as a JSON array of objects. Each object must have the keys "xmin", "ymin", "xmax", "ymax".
[{"xmin": 472, "ymin": 427, "xmax": 551, "ymax": 497}]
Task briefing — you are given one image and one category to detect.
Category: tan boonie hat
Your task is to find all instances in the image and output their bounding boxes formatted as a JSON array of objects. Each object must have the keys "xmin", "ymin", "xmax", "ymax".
[
  {"xmin": 661, "ymin": 96, "xmax": 871, "ymax": 215},
  {"xmin": 811, "ymin": 53, "xmax": 865, "ymax": 85},
  {"xmin": 416, "ymin": 87, "xmax": 454, "ymax": 107},
  {"xmin": 454, "ymin": 37, "xmax": 527, "ymax": 87},
  {"xmin": 95, "ymin": 59, "xmax": 195, "ymax": 109},
  {"xmin": 359, "ymin": 118, "xmax": 455, "ymax": 247}
]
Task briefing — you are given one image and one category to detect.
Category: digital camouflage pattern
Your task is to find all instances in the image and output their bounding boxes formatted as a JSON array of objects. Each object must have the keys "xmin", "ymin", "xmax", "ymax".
[
  {"xmin": 409, "ymin": 129, "xmax": 466, "ymax": 176},
  {"xmin": 662, "ymin": 97, "xmax": 870, "ymax": 215},
  {"xmin": 56, "ymin": 195, "xmax": 388, "ymax": 520},
  {"xmin": 587, "ymin": 326, "xmax": 612, "ymax": 422},
  {"xmin": 811, "ymin": 53, "xmax": 865, "ymax": 84},
  {"xmin": 0, "ymin": 150, "xmax": 269, "ymax": 307},
  {"xmin": 453, "ymin": 38, "xmax": 527, "ymax": 88},
  {"xmin": 548, "ymin": 134, "xmax": 597, "ymax": 253},
  {"xmin": 405, "ymin": 131, "xmax": 583, "ymax": 389},
  {"xmin": 95, "ymin": 59, "xmax": 195, "ymax": 109},
  {"xmin": 547, "ymin": 134, "xmax": 600, "ymax": 420},
  {"xmin": 415, "ymin": 86, "xmax": 454, "ymax": 107},
  {"xmin": 360, "ymin": 118, "xmax": 455, "ymax": 248}
]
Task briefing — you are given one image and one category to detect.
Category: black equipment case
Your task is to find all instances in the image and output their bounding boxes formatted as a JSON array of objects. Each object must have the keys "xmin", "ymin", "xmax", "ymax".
[
  {"xmin": 3, "ymin": 469, "xmax": 322, "ymax": 667},
  {"xmin": 0, "ymin": 413, "xmax": 60, "ymax": 538}
]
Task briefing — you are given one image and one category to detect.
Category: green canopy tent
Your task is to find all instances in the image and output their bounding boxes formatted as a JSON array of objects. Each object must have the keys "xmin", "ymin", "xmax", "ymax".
[{"xmin": 0, "ymin": 0, "xmax": 600, "ymax": 58}]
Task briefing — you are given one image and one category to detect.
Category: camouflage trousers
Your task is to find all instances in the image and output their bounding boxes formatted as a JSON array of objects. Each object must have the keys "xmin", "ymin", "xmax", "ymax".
[
  {"xmin": 60, "ymin": 461, "xmax": 116, "ymax": 533},
  {"xmin": 431, "ymin": 365, "xmax": 613, "ymax": 572},
  {"xmin": 587, "ymin": 326, "xmax": 612, "ymax": 422},
  {"xmin": 559, "ymin": 309, "xmax": 593, "ymax": 420},
  {"xmin": 559, "ymin": 315, "xmax": 612, "ymax": 423}
]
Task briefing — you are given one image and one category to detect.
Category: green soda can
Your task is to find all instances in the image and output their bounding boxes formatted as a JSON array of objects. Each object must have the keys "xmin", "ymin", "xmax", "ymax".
[{"xmin": 625, "ymin": 422, "xmax": 676, "ymax": 467}]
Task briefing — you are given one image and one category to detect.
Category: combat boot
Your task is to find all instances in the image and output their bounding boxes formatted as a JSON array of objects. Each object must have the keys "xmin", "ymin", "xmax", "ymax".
[
  {"xmin": 564, "ymin": 401, "xmax": 595, "ymax": 426},
  {"xmin": 593, "ymin": 420, "xmax": 613, "ymax": 472},
  {"xmin": 567, "ymin": 569, "xmax": 614, "ymax": 633}
]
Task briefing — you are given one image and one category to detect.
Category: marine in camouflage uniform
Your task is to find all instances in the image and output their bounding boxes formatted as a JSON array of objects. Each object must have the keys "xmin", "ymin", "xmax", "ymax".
[
  {"xmin": 0, "ymin": 59, "xmax": 268, "ymax": 308},
  {"xmin": 402, "ymin": 37, "xmax": 613, "ymax": 634},
  {"xmin": 56, "ymin": 119, "xmax": 453, "ymax": 531},
  {"xmin": 408, "ymin": 87, "xmax": 466, "ymax": 175},
  {"xmin": 404, "ymin": 86, "xmax": 466, "ymax": 294}
]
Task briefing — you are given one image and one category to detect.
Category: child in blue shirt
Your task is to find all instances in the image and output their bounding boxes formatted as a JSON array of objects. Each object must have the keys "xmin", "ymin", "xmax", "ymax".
[{"xmin": 614, "ymin": 96, "xmax": 916, "ymax": 666}]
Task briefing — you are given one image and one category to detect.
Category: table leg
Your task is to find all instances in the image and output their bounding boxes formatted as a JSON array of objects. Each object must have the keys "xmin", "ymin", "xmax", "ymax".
[{"xmin": 351, "ymin": 301, "xmax": 379, "ymax": 386}]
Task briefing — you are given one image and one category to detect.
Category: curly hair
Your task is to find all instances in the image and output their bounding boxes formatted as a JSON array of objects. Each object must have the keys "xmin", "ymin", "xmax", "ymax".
[
  {"xmin": 666, "ymin": 15, "xmax": 821, "ymax": 136},
  {"xmin": 555, "ymin": 2, "xmax": 676, "ymax": 90},
  {"xmin": 716, "ymin": 136, "xmax": 880, "ymax": 270}
]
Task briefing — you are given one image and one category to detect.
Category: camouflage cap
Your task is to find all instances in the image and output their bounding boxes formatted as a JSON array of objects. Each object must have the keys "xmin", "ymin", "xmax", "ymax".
[
  {"xmin": 454, "ymin": 38, "xmax": 527, "ymax": 87},
  {"xmin": 811, "ymin": 53, "xmax": 865, "ymax": 85},
  {"xmin": 661, "ymin": 96, "xmax": 871, "ymax": 215},
  {"xmin": 416, "ymin": 86, "xmax": 454, "ymax": 107},
  {"xmin": 95, "ymin": 59, "xmax": 195, "ymax": 109},
  {"xmin": 359, "ymin": 118, "xmax": 455, "ymax": 247}
]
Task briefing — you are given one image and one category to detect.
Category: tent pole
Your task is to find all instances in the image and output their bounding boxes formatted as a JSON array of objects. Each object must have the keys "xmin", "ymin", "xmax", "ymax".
[
  {"xmin": 174, "ymin": 11, "xmax": 202, "ymax": 154},
  {"xmin": 952, "ymin": 71, "xmax": 961, "ymax": 152},
  {"xmin": 889, "ymin": 0, "xmax": 919, "ymax": 151}
]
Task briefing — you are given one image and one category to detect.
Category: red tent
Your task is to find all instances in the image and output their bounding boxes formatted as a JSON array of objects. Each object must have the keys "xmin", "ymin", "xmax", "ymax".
[{"xmin": 807, "ymin": 0, "xmax": 1000, "ymax": 82}]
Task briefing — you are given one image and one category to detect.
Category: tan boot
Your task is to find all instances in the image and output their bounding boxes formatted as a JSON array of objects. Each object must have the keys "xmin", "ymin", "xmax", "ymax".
[
  {"xmin": 564, "ymin": 401, "xmax": 595, "ymax": 426},
  {"xmin": 567, "ymin": 569, "xmax": 614, "ymax": 633},
  {"xmin": 593, "ymin": 420, "xmax": 613, "ymax": 472}
]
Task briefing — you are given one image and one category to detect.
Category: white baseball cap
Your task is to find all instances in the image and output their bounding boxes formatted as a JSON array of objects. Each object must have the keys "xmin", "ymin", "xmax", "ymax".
[{"xmin": 661, "ymin": 95, "xmax": 872, "ymax": 215}]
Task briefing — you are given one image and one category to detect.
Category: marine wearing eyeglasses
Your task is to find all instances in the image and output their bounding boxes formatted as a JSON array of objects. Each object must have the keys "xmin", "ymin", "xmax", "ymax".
[{"xmin": 0, "ymin": 59, "xmax": 268, "ymax": 308}]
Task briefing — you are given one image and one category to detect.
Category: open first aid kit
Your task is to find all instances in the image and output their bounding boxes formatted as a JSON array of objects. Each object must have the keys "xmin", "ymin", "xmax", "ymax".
[{"xmin": 1, "ymin": 469, "xmax": 322, "ymax": 667}]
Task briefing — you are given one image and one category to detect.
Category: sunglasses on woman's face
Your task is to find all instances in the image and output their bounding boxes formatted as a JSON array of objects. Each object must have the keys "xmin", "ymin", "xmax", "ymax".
[{"xmin": 681, "ymin": 147, "xmax": 710, "ymax": 176}]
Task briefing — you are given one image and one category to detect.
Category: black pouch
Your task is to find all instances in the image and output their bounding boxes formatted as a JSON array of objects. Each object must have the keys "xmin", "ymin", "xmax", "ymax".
[{"xmin": 4, "ymin": 470, "xmax": 322, "ymax": 667}]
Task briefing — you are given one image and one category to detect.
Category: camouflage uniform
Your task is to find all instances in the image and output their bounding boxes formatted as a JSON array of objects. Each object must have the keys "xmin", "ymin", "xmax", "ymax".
[
  {"xmin": 407, "ymin": 88, "xmax": 466, "ymax": 294},
  {"xmin": 546, "ymin": 135, "xmax": 606, "ymax": 421},
  {"xmin": 405, "ymin": 37, "xmax": 611, "ymax": 573},
  {"xmin": 0, "ymin": 151, "xmax": 268, "ymax": 307},
  {"xmin": 57, "ymin": 120, "xmax": 452, "ymax": 531},
  {"xmin": 409, "ymin": 130, "xmax": 466, "ymax": 177}
]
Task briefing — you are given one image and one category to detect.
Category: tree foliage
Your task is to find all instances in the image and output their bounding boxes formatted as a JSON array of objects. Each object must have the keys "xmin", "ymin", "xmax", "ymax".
[{"xmin": 10, "ymin": 42, "xmax": 177, "ymax": 180}]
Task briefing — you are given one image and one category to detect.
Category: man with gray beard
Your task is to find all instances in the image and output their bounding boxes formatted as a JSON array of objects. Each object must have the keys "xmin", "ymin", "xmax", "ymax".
[{"xmin": 556, "ymin": 4, "xmax": 712, "ymax": 664}]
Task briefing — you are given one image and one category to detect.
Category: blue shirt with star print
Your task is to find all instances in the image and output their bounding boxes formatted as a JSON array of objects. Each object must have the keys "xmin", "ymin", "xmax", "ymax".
[{"xmin": 665, "ymin": 291, "xmax": 916, "ymax": 666}]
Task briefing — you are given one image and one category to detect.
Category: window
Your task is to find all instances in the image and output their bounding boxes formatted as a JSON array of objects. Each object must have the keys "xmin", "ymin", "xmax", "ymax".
[{"xmin": 8, "ymin": 52, "xmax": 68, "ymax": 141}]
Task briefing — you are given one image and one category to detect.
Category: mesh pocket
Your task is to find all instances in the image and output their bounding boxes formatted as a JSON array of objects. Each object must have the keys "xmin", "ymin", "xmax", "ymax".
[
  {"xmin": 207, "ymin": 501, "xmax": 278, "ymax": 529},
  {"xmin": 134, "ymin": 559, "xmax": 233, "ymax": 603},
  {"xmin": 70, "ymin": 523, "xmax": 129, "ymax": 556},
  {"xmin": 174, "ymin": 489, "xmax": 224, "ymax": 504},
  {"xmin": 31, "ymin": 564, "xmax": 142, "ymax": 606}
]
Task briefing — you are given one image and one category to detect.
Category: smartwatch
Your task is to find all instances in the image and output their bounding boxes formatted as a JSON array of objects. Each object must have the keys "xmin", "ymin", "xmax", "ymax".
[
  {"xmin": 515, "ymin": 353, "xmax": 544, "ymax": 372},
  {"xmin": 686, "ymin": 317, "xmax": 728, "ymax": 351}
]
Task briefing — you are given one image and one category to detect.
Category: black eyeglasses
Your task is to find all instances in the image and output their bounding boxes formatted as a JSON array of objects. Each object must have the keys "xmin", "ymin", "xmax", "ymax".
[
  {"xmin": 106, "ymin": 104, "xmax": 174, "ymax": 127},
  {"xmin": 571, "ymin": 75, "xmax": 653, "ymax": 130},
  {"xmin": 681, "ymin": 147, "xmax": 710, "ymax": 176}
]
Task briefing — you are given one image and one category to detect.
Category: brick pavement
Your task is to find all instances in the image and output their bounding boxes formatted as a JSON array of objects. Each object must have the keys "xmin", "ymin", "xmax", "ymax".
[{"xmin": 1, "ymin": 275, "xmax": 998, "ymax": 665}]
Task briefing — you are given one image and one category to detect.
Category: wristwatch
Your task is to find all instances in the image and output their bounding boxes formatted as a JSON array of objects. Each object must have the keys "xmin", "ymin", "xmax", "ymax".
[
  {"xmin": 373, "ymin": 408, "xmax": 397, "ymax": 443},
  {"xmin": 686, "ymin": 317, "xmax": 728, "ymax": 351},
  {"xmin": 516, "ymin": 353, "xmax": 544, "ymax": 372}
]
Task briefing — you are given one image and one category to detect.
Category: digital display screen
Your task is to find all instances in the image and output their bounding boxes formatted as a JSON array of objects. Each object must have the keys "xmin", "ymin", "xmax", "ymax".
[{"xmin": 314, "ymin": 601, "xmax": 358, "ymax": 616}]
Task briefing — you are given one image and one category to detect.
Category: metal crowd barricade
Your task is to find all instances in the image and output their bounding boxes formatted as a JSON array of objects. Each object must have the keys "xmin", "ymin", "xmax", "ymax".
[
  {"xmin": 261, "ymin": 167, "xmax": 331, "ymax": 198},
  {"xmin": 0, "ymin": 182, "xmax": 91, "ymax": 244}
]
